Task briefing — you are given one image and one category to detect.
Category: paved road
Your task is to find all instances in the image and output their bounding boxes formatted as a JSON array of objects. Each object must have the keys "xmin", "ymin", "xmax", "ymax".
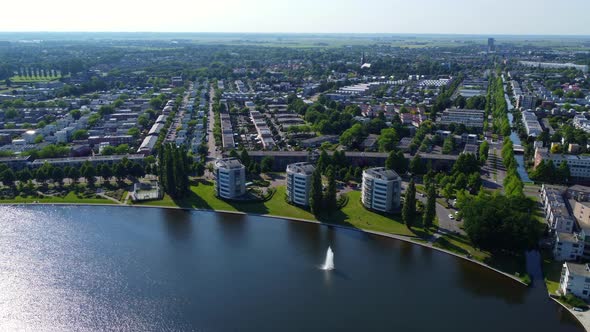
[
  {"xmin": 482, "ymin": 147, "xmax": 505, "ymax": 191},
  {"xmin": 403, "ymin": 181, "xmax": 465, "ymax": 235},
  {"xmin": 207, "ymin": 85, "xmax": 220, "ymax": 161}
]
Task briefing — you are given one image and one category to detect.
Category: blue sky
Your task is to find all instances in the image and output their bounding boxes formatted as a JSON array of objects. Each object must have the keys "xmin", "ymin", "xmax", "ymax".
[{"xmin": 1, "ymin": 0, "xmax": 589, "ymax": 35}]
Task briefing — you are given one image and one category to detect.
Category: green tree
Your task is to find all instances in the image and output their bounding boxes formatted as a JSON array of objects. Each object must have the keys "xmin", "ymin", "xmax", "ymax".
[
  {"xmin": 129, "ymin": 163, "xmax": 145, "ymax": 178},
  {"xmin": 51, "ymin": 167, "xmax": 64, "ymax": 186},
  {"xmin": 557, "ymin": 161, "xmax": 571, "ymax": 184},
  {"xmin": 377, "ymin": 128, "xmax": 398, "ymax": 152},
  {"xmin": 479, "ymin": 140, "xmax": 489, "ymax": 163},
  {"xmin": 316, "ymin": 149, "xmax": 331, "ymax": 173},
  {"xmin": 195, "ymin": 162, "xmax": 205, "ymax": 177},
  {"xmin": 158, "ymin": 144, "xmax": 190, "ymax": 198},
  {"xmin": 114, "ymin": 163, "xmax": 127, "ymax": 182},
  {"xmin": 442, "ymin": 183, "xmax": 454, "ymax": 203},
  {"xmin": 16, "ymin": 169, "xmax": 32, "ymax": 183},
  {"xmin": 80, "ymin": 161, "xmax": 96, "ymax": 185},
  {"xmin": 386, "ymin": 150, "xmax": 409, "ymax": 175},
  {"xmin": 423, "ymin": 183, "xmax": 436, "ymax": 228},
  {"xmin": 462, "ymin": 192, "xmax": 540, "ymax": 252},
  {"xmin": 324, "ymin": 169, "xmax": 337, "ymax": 211},
  {"xmin": 229, "ymin": 149, "xmax": 240, "ymax": 159},
  {"xmin": 442, "ymin": 136, "xmax": 455, "ymax": 154},
  {"xmin": 1, "ymin": 169, "xmax": 16, "ymax": 187},
  {"xmin": 240, "ymin": 149, "xmax": 251, "ymax": 168},
  {"xmin": 339, "ymin": 123, "xmax": 365, "ymax": 148},
  {"xmin": 409, "ymin": 154, "xmax": 426, "ymax": 175},
  {"xmin": 100, "ymin": 164, "xmax": 113, "ymax": 181},
  {"xmin": 127, "ymin": 127, "xmax": 140, "ymax": 139},
  {"xmin": 71, "ymin": 129, "xmax": 89, "ymax": 141},
  {"xmin": 402, "ymin": 178, "xmax": 417, "ymax": 227},
  {"xmin": 115, "ymin": 144, "xmax": 130, "ymax": 154},
  {"xmin": 70, "ymin": 109, "xmax": 81, "ymax": 120},
  {"xmin": 309, "ymin": 168, "xmax": 323, "ymax": 215},
  {"xmin": 260, "ymin": 156, "xmax": 273, "ymax": 173},
  {"xmin": 67, "ymin": 167, "xmax": 80, "ymax": 183}
]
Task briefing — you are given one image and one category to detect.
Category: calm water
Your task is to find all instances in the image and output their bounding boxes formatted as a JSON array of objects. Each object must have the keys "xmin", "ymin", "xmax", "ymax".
[
  {"xmin": 0, "ymin": 205, "xmax": 582, "ymax": 332},
  {"xmin": 507, "ymin": 112, "xmax": 532, "ymax": 182}
]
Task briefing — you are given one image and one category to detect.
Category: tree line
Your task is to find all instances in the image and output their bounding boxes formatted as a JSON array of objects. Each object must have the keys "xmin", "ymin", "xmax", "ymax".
[
  {"xmin": 309, "ymin": 167, "xmax": 338, "ymax": 216},
  {"xmin": 0, "ymin": 158, "xmax": 145, "ymax": 188},
  {"xmin": 158, "ymin": 144, "xmax": 190, "ymax": 199}
]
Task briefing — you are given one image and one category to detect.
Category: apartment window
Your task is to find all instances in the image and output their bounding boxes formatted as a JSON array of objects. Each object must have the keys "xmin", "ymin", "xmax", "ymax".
[{"xmin": 584, "ymin": 290, "xmax": 588, "ymax": 295}]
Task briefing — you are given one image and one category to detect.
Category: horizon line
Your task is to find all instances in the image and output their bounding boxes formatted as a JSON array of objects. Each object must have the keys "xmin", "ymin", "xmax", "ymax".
[{"xmin": 0, "ymin": 31, "xmax": 589, "ymax": 38}]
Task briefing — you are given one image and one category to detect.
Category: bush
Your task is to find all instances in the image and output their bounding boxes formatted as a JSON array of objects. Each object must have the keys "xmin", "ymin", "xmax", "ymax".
[
  {"xmin": 561, "ymin": 294, "xmax": 588, "ymax": 309},
  {"xmin": 337, "ymin": 193, "xmax": 349, "ymax": 209},
  {"xmin": 519, "ymin": 273, "xmax": 531, "ymax": 286}
]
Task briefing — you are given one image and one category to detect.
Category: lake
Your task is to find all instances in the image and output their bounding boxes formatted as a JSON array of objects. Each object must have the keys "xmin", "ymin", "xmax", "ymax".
[{"xmin": 0, "ymin": 205, "xmax": 582, "ymax": 331}]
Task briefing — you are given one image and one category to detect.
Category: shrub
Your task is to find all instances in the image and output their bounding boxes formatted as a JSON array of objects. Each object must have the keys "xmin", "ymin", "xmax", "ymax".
[{"xmin": 561, "ymin": 294, "xmax": 588, "ymax": 309}]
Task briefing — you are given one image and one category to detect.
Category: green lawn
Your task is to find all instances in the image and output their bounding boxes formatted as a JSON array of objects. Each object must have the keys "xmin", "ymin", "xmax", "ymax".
[
  {"xmin": 0, "ymin": 191, "xmax": 112, "ymax": 205},
  {"xmin": 137, "ymin": 180, "xmax": 417, "ymax": 237},
  {"xmin": 433, "ymin": 232, "xmax": 531, "ymax": 284},
  {"xmin": 542, "ymin": 249, "xmax": 563, "ymax": 295},
  {"xmin": 434, "ymin": 233, "xmax": 490, "ymax": 261},
  {"xmin": 10, "ymin": 74, "xmax": 62, "ymax": 83}
]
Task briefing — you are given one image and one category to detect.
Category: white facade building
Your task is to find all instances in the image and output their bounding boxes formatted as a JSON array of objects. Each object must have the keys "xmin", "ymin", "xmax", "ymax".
[
  {"xmin": 522, "ymin": 111, "xmax": 543, "ymax": 137},
  {"xmin": 214, "ymin": 158, "xmax": 246, "ymax": 199},
  {"xmin": 540, "ymin": 185, "xmax": 575, "ymax": 233},
  {"xmin": 535, "ymin": 148, "xmax": 590, "ymax": 180},
  {"xmin": 554, "ymin": 232, "xmax": 585, "ymax": 261},
  {"xmin": 560, "ymin": 262, "xmax": 590, "ymax": 300},
  {"xmin": 361, "ymin": 167, "xmax": 402, "ymax": 213},
  {"xmin": 286, "ymin": 162, "xmax": 316, "ymax": 206},
  {"xmin": 438, "ymin": 109, "xmax": 485, "ymax": 130}
]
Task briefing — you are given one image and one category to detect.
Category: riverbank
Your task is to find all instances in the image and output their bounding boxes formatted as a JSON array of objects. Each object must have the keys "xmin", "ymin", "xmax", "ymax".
[{"xmin": 550, "ymin": 297, "xmax": 590, "ymax": 332}]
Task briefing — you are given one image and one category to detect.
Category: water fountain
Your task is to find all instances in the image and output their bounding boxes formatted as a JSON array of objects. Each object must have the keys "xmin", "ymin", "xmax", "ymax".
[{"xmin": 321, "ymin": 246, "xmax": 334, "ymax": 271}]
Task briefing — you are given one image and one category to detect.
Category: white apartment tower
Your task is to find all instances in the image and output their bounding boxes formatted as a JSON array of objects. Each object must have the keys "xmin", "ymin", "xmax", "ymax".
[
  {"xmin": 286, "ymin": 162, "xmax": 316, "ymax": 206},
  {"xmin": 214, "ymin": 158, "xmax": 246, "ymax": 199},
  {"xmin": 361, "ymin": 167, "xmax": 402, "ymax": 213}
]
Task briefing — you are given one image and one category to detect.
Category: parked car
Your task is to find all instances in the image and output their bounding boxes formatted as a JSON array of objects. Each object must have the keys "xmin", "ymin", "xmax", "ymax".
[{"xmin": 448, "ymin": 214, "xmax": 454, "ymax": 220}]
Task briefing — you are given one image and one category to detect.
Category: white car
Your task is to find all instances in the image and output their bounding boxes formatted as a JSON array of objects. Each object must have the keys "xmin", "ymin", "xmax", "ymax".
[{"xmin": 448, "ymin": 214, "xmax": 454, "ymax": 220}]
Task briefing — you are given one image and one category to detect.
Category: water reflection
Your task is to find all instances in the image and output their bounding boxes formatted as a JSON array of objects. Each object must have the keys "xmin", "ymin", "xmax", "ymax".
[
  {"xmin": 161, "ymin": 208, "xmax": 193, "ymax": 241},
  {"xmin": 397, "ymin": 241, "xmax": 415, "ymax": 270},
  {"xmin": 215, "ymin": 212, "xmax": 248, "ymax": 247},
  {"xmin": 286, "ymin": 220, "xmax": 322, "ymax": 261},
  {"xmin": 0, "ymin": 206, "xmax": 583, "ymax": 332},
  {"xmin": 456, "ymin": 260, "xmax": 526, "ymax": 304}
]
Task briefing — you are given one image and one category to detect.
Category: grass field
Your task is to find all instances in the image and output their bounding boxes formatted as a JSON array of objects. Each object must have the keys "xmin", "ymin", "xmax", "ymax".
[
  {"xmin": 10, "ymin": 74, "xmax": 62, "ymax": 83},
  {"xmin": 137, "ymin": 180, "xmax": 420, "ymax": 237},
  {"xmin": 542, "ymin": 249, "xmax": 563, "ymax": 295},
  {"xmin": 0, "ymin": 191, "xmax": 111, "ymax": 204}
]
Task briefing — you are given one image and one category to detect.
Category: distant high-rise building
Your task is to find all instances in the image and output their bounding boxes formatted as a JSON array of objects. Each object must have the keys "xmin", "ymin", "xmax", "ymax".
[
  {"xmin": 361, "ymin": 52, "xmax": 366, "ymax": 66},
  {"xmin": 488, "ymin": 38, "xmax": 496, "ymax": 52}
]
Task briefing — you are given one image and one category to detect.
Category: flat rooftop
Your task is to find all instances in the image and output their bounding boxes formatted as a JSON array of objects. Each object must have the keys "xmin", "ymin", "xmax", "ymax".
[{"xmin": 287, "ymin": 162, "xmax": 315, "ymax": 175}]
